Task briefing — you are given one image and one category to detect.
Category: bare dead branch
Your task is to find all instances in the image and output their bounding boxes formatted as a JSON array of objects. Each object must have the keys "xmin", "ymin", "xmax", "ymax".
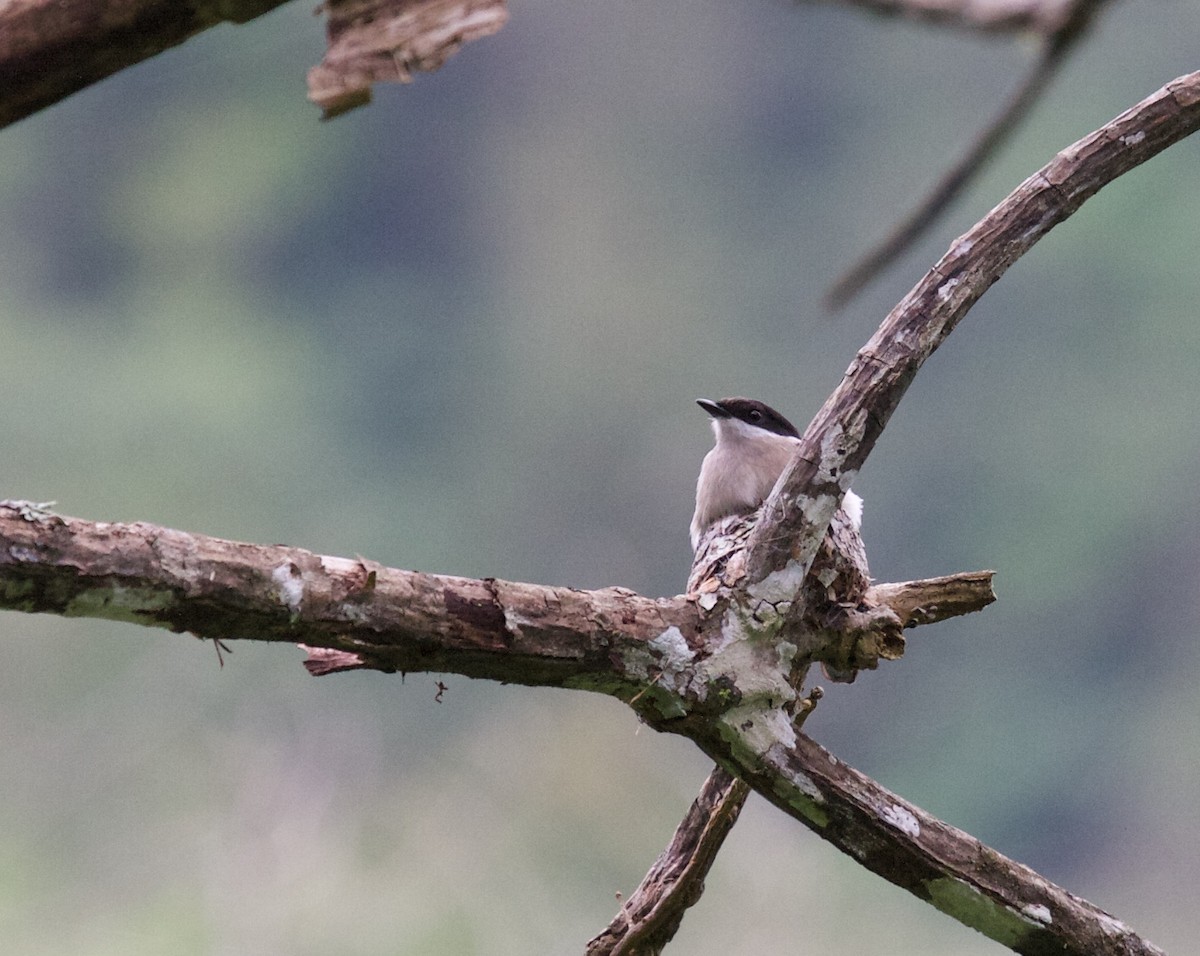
[
  {"xmin": 0, "ymin": 499, "xmax": 982, "ymax": 698},
  {"xmin": 0, "ymin": 0, "xmax": 287, "ymax": 130},
  {"xmin": 725, "ymin": 733, "xmax": 1167, "ymax": 956},
  {"xmin": 743, "ymin": 70, "xmax": 1200, "ymax": 591},
  {"xmin": 308, "ymin": 0, "xmax": 509, "ymax": 119},
  {"xmin": 0, "ymin": 501, "xmax": 698, "ymax": 698},
  {"xmin": 868, "ymin": 570, "xmax": 997, "ymax": 626}
]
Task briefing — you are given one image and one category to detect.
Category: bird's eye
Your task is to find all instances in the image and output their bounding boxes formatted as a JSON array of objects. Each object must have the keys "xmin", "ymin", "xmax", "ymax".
[{"xmin": 749, "ymin": 409, "xmax": 762, "ymax": 422}]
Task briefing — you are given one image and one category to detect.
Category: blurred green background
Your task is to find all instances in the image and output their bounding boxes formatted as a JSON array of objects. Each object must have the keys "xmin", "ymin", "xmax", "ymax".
[{"xmin": 1, "ymin": 1, "xmax": 1198, "ymax": 953}]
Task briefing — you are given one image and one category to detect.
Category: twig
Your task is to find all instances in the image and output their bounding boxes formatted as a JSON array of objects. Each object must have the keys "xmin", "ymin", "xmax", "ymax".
[
  {"xmin": 825, "ymin": 0, "xmax": 1112, "ymax": 309},
  {"xmin": 813, "ymin": 0, "xmax": 1096, "ymax": 36}
]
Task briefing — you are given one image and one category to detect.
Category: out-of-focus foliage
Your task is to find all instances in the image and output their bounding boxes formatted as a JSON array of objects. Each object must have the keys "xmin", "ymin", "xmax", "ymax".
[{"xmin": 0, "ymin": 0, "xmax": 1198, "ymax": 952}]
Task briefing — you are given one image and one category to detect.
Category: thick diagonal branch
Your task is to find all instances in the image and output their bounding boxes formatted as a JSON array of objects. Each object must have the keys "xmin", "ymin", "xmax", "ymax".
[
  {"xmin": 711, "ymin": 733, "xmax": 1166, "ymax": 956},
  {"xmin": 0, "ymin": 0, "xmax": 286, "ymax": 130}
]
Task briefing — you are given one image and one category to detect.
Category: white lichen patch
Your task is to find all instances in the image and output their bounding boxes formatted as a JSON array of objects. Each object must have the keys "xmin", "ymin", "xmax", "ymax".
[
  {"xmin": 937, "ymin": 277, "xmax": 961, "ymax": 302},
  {"xmin": 720, "ymin": 704, "xmax": 796, "ymax": 755},
  {"xmin": 694, "ymin": 577, "xmax": 808, "ymax": 718},
  {"xmin": 647, "ymin": 626, "xmax": 695, "ymax": 693},
  {"xmin": 1020, "ymin": 903, "xmax": 1052, "ymax": 925},
  {"xmin": 881, "ymin": 803, "xmax": 921, "ymax": 839},
  {"xmin": 818, "ymin": 424, "xmax": 847, "ymax": 467},
  {"xmin": 745, "ymin": 558, "xmax": 807, "ymax": 608},
  {"xmin": 1119, "ymin": 130, "xmax": 1146, "ymax": 146},
  {"xmin": 336, "ymin": 602, "xmax": 372, "ymax": 623},
  {"xmin": 272, "ymin": 562, "xmax": 305, "ymax": 614},
  {"xmin": 619, "ymin": 626, "xmax": 697, "ymax": 697}
]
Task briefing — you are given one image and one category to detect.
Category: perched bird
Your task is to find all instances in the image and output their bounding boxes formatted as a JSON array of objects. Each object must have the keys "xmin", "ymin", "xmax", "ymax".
[
  {"xmin": 688, "ymin": 396, "xmax": 874, "ymax": 682},
  {"xmin": 690, "ymin": 396, "xmax": 862, "ymax": 552}
]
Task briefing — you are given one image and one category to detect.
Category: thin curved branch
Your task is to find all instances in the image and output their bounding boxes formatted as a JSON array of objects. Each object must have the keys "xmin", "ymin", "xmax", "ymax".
[
  {"xmin": 813, "ymin": 0, "xmax": 1097, "ymax": 35},
  {"xmin": 744, "ymin": 70, "xmax": 1200, "ymax": 590},
  {"xmin": 825, "ymin": 32, "xmax": 1067, "ymax": 308},
  {"xmin": 826, "ymin": 0, "xmax": 1112, "ymax": 310}
]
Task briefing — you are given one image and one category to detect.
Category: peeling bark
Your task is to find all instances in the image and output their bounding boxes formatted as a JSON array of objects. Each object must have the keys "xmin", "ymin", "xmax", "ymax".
[{"xmin": 308, "ymin": 0, "xmax": 509, "ymax": 118}]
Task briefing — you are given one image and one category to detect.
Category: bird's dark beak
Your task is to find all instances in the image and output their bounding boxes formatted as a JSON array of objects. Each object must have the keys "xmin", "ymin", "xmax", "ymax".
[{"xmin": 696, "ymin": 398, "xmax": 729, "ymax": 419}]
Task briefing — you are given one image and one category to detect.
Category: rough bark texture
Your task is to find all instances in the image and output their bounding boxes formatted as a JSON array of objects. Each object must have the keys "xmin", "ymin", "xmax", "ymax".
[
  {"xmin": 0, "ymin": 0, "xmax": 285, "ymax": 129},
  {"xmin": 0, "ymin": 500, "xmax": 986, "ymax": 713},
  {"xmin": 741, "ymin": 736, "xmax": 1166, "ymax": 956},
  {"xmin": 0, "ymin": 501, "xmax": 694, "ymax": 698},
  {"xmin": 308, "ymin": 0, "xmax": 509, "ymax": 118}
]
